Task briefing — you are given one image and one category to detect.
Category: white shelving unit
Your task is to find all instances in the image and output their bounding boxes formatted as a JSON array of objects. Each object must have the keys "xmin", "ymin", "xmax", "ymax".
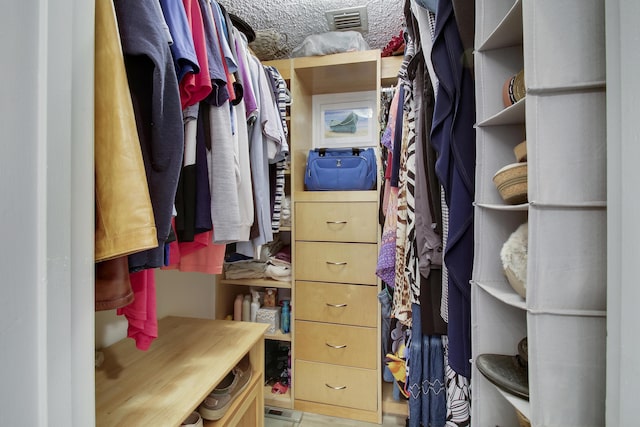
[{"xmin": 472, "ymin": 0, "xmax": 607, "ymax": 426}]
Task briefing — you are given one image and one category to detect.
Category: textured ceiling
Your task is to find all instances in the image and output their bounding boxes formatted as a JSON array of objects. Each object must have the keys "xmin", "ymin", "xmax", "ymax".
[{"xmin": 221, "ymin": 0, "xmax": 405, "ymax": 60}]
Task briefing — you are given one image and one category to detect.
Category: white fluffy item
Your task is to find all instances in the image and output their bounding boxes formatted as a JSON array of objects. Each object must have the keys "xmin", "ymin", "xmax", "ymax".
[{"xmin": 500, "ymin": 222, "xmax": 528, "ymax": 298}]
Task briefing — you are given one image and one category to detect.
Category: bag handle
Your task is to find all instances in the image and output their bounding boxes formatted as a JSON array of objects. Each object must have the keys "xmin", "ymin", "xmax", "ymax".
[{"xmin": 316, "ymin": 147, "xmax": 362, "ymax": 157}]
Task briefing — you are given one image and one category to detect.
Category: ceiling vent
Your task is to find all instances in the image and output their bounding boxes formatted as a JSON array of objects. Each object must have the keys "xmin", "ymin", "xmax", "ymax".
[{"xmin": 325, "ymin": 6, "xmax": 368, "ymax": 32}]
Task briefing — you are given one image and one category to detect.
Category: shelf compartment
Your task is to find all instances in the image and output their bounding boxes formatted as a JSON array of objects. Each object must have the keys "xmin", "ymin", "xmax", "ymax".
[
  {"xmin": 473, "ymin": 280, "xmax": 526, "ymax": 310},
  {"xmin": 475, "ymin": 46, "xmax": 524, "ymax": 123},
  {"xmin": 381, "ymin": 382, "xmax": 407, "ymax": 417},
  {"xmin": 265, "ymin": 330, "xmax": 292, "ymax": 342},
  {"xmin": 527, "ymin": 91, "xmax": 606, "ymax": 205},
  {"xmin": 475, "ymin": 124, "xmax": 526, "ymax": 205},
  {"xmin": 476, "ymin": 0, "xmax": 523, "ymax": 46},
  {"xmin": 496, "ymin": 388, "xmax": 530, "ymax": 421},
  {"xmin": 477, "ymin": 97, "xmax": 525, "ymax": 127},
  {"xmin": 292, "ymin": 50, "xmax": 380, "ymax": 95},
  {"xmin": 523, "ymin": 0, "xmax": 605, "ymax": 89},
  {"xmin": 471, "ymin": 368, "xmax": 525, "ymax": 427},
  {"xmin": 477, "ymin": 0, "xmax": 523, "ymax": 51},
  {"xmin": 472, "ymin": 285, "xmax": 528, "ymax": 357},
  {"xmin": 527, "ymin": 206, "xmax": 606, "ymax": 312},
  {"xmin": 471, "ymin": 286, "xmax": 528, "ymax": 426},
  {"xmin": 205, "ymin": 372, "xmax": 263, "ymax": 427},
  {"xmin": 472, "ymin": 208, "xmax": 528, "ymax": 284},
  {"xmin": 381, "ymin": 55, "xmax": 403, "ymax": 87},
  {"xmin": 96, "ymin": 317, "xmax": 267, "ymax": 427},
  {"xmin": 527, "ymin": 313, "xmax": 606, "ymax": 426},
  {"xmin": 264, "ymin": 386, "xmax": 293, "ymax": 409}
]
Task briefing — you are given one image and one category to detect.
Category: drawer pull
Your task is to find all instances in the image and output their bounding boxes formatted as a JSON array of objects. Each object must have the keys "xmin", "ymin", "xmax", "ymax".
[
  {"xmin": 326, "ymin": 220, "xmax": 348, "ymax": 224},
  {"xmin": 325, "ymin": 383, "xmax": 347, "ymax": 390},
  {"xmin": 325, "ymin": 342, "xmax": 348, "ymax": 349},
  {"xmin": 326, "ymin": 261, "xmax": 347, "ymax": 266},
  {"xmin": 325, "ymin": 303, "xmax": 348, "ymax": 308}
]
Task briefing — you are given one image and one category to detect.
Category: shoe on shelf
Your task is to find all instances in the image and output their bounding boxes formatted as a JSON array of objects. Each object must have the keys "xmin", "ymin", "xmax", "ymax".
[
  {"xmin": 475, "ymin": 337, "xmax": 529, "ymax": 400},
  {"xmin": 198, "ymin": 356, "xmax": 253, "ymax": 421},
  {"xmin": 181, "ymin": 411, "xmax": 203, "ymax": 427}
]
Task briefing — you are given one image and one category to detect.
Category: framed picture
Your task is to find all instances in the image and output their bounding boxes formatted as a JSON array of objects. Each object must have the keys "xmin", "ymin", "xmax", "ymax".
[{"xmin": 312, "ymin": 90, "xmax": 377, "ymax": 148}]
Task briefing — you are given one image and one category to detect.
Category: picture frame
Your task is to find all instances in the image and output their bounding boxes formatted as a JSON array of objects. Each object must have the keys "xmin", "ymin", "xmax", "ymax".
[{"xmin": 312, "ymin": 90, "xmax": 377, "ymax": 148}]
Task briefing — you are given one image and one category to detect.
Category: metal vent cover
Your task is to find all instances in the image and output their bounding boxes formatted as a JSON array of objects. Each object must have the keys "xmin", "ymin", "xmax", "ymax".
[{"xmin": 325, "ymin": 6, "xmax": 368, "ymax": 32}]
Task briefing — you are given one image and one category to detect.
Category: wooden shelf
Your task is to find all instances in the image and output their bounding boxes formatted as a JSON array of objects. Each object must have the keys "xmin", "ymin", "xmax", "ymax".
[
  {"xmin": 381, "ymin": 382, "xmax": 408, "ymax": 417},
  {"xmin": 381, "ymin": 55, "xmax": 403, "ymax": 86},
  {"xmin": 292, "ymin": 50, "xmax": 380, "ymax": 94},
  {"xmin": 96, "ymin": 317, "xmax": 267, "ymax": 427},
  {"xmin": 263, "ymin": 58, "xmax": 292, "ymax": 81},
  {"xmin": 264, "ymin": 385, "xmax": 293, "ymax": 409},
  {"xmin": 220, "ymin": 278, "xmax": 292, "ymax": 289},
  {"xmin": 265, "ymin": 330, "xmax": 292, "ymax": 342}
]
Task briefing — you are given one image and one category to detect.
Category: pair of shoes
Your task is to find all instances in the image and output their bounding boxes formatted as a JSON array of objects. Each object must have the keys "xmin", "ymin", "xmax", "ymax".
[
  {"xmin": 198, "ymin": 356, "xmax": 253, "ymax": 421},
  {"xmin": 181, "ymin": 411, "xmax": 203, "ymax": 427}
]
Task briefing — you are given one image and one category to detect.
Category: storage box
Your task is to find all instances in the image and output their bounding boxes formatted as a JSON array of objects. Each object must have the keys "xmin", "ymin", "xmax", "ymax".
[{"xmin": 256, "ymin": 307, "xmax": 281, "ymax": 334}]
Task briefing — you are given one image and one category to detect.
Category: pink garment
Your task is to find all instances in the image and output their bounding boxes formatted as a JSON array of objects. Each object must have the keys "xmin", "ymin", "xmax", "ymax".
[
  {"xmin": 180, "ymin": 0, "xmax": 212, "ymax": 108},
  {"xmin": 117, "ymin": 269, "xmax": 157, "ymax": 351},
  {"xmin": 162, "ymin": 230, "xmax": 226, "ymax": 274}
]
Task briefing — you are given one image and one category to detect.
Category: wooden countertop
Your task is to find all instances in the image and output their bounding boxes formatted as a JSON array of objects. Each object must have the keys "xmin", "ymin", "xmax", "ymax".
[{"xmin": 96, "ymin": 316, "xmax": 267, "ymax": 427}]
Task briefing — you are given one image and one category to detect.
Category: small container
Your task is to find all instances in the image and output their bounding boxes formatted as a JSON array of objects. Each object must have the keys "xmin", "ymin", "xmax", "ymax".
[
  {"xmin": 242, "ymin": 295, "xmax": 251, "ymax": 322},
  {"xmin": 234, "ymin": 294, "xmax": 243, "ymax": 321},
  {"xmin": 264, "ymin": 287, "xmax": 277, "ymax": 307},
  {"xmin": 250, "ymin": 291, "xmax": 261, "ymax": 322},
  {"xmin": 280, "ymin": 300, "xmax": 290, "ymax": 334}
]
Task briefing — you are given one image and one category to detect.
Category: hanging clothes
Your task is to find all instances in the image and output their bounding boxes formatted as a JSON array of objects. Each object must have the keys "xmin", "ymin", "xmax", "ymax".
[
  {"xmin": 94, "ymin": 0, "xmax": 157, "ymax": 263},
  {"xmin": 158, "ymin": 0, "xmax": 199, "ymax": 87},
  {"xmin": 117, "ymin": 268, "xmax": 158, "ymax": 351},
  {"xmin": 179, "ymin": 0, "xmax": 212, "ymax": 108},
  {"xmin": 429, "ymin": 0, "xmax": 476, "ymax": 379},
  {"xmin": 113, "ymin": 0, "xmax": 185, "ymax": 272}
]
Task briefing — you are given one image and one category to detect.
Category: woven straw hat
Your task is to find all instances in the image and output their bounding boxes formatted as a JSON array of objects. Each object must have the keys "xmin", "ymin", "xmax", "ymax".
[{"xmin": 493, "ymin": 162, "xmax": 528, "ymax": 205}]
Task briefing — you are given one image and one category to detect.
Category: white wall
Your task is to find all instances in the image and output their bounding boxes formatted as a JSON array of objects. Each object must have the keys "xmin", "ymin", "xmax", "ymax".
[
  {"xmin": 95, "ymin": 271, "xmax": 217, "ymax": 348},
  {"xmin": 0, "ymin": 0, "xmax": 95, "ymax": 426}
]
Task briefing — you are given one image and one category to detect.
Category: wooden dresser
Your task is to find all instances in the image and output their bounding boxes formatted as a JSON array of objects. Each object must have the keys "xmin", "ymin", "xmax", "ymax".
[{"xmin": 293, "ymin": 198, "xmax": 380, "ymax": 422}]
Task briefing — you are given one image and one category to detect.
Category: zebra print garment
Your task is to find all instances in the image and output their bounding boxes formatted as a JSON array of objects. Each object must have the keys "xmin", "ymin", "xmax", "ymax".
[{"xmin": 264, "ymin": 65, "xmax": 290, "ymax": 233}]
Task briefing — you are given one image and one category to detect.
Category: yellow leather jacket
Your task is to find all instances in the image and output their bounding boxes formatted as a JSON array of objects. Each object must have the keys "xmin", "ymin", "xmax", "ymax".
[{"xmin": 94, "ymin": 0, "xmax": 157, "ymax": 262}]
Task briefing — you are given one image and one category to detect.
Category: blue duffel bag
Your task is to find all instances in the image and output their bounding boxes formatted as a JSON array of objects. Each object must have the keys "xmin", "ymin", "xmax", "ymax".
[{"xmin": 304, "ymin": 147, "xmax": 377, "ymax": 191}]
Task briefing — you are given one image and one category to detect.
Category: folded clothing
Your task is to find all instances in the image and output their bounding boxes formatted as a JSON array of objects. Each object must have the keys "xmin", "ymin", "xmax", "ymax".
[{"xmin": 224, "ymin": 260, "xmax": 267, "ymax": 280}]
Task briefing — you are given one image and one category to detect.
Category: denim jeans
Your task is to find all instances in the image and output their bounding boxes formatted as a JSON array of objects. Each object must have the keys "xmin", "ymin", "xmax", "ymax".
[
  {"xmin": 379, "ymin": 288, "xmax": 393, "ymax": 377},
  {"xmin": 408, "ymin": 303, "xmax": 446, "ymax": 427}
]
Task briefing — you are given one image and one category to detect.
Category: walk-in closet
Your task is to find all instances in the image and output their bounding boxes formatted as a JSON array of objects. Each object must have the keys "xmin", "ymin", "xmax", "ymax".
[{"xmin": 2, "ymin": 0, "xmax": 638, "ymax": 426}]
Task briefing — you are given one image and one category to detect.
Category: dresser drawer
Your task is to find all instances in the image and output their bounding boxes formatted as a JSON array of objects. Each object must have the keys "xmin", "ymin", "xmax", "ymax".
[
  {"xmin": 295, "ymin": 281, "xmax": 378, "ymax": 327},
  {"xmin": 295, "ymin": 202, "xmax": 378, "ymax": 243},
  {"xmin": 295, "ymin": 321, "xmax": 377, "ymax": 369},
  {"xmin": 295, "ymin": 241, "xmax": 378, "ymax": 285},
  {"xmin": 295, "ymin": 360, "xmax": 378, "ymax": 411}
]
